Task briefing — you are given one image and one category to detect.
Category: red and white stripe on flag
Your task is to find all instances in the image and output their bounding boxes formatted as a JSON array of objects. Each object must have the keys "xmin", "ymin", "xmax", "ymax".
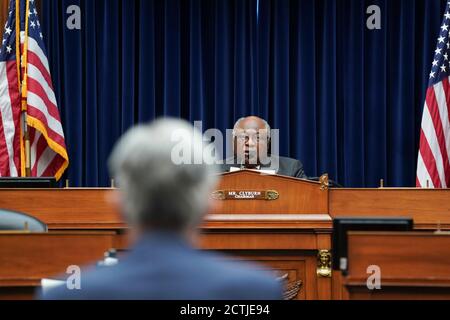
[
  {"xmin": 417, "ymin": 79, "xmax": 450, "ymax": 188},
  {"xmin": 0, "ymin": 0, "xmax": 68, "ymax": 180},
  {"xmin": 21, "ymin": 32, "xmax": 69, "ymax": 179},
  {"xmin": 416, "ymin": 2, "xmax": 450, "ymax": 188},
  {"xmin": 0, "ymin": 59, "xmax": 21, "ymax": 177}
]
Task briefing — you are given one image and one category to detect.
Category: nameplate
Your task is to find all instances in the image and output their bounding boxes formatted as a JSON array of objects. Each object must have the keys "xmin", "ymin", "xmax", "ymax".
[{"xmin": 211, "ymin": 190, "xmax": 279, "ymax": 200}]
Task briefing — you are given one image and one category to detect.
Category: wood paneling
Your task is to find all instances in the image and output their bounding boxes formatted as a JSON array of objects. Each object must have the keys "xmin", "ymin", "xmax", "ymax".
[
  {"xmin": 330, "ymin": 188, "xmax": 450, "ymax": 229},
  {"xmin": 209, "ymin": 170, "xmax": 328, "ymax": 214},
  {"xmin": 0, "ymin": 232, "xmax": 115, "ymax": 281},
  {"xmin": 344, "ymin": 231, "xmax": 450, "ymax": 299},
  {"xmin": 1, "ymin": 172, "xmax": 449, "ymax": 300},
  {"xmin": 0, "ymin": 0, "xmax": 8, "ymax": 30},
  {"xmin": 0, "ymin": 188, "xmax": 123, "ymax": 229},
  {"xmin": 0, "ymin": 232, "xmax": 330, "ymax": 300},
  {"xmin": 0, "ymin": 232, "xmax": 116, "ymax": 299}
]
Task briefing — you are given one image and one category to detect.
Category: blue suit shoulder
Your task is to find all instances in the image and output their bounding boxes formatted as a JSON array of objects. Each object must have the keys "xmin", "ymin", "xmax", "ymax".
[
  {"xmin": 189, "ymin": 250, "xmax": 282, "ymax": 300},
  {"xmin": 38, "ymin": 242, "xmax": 283, "ymax": 300}
]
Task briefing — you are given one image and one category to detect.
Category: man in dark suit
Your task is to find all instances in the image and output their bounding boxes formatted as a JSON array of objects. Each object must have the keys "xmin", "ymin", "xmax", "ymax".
[
  {"xmin": 220, "ymin": 116, "xmax": 307, "ymax": 178},
  {"xmin": 39, "ymin": 118, "xmax": 282, "ymax": 300}
]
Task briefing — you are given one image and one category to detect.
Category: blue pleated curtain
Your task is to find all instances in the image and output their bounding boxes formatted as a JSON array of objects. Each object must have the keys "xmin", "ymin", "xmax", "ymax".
[{"xmin": 41, "ymin": 0, "xmax": 446, "ymax": 187}]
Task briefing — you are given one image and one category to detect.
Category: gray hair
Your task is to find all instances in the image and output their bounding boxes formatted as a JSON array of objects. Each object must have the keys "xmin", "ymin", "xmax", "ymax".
[
  {"xmin": 232, "ymin": 117, "xmax": 271, "ymax": 145},
  {"xmin": 108, "ymin": 118, "xmax": 218, "ymax": 231},
  {"xmin": 232, "ymin": 117, "xmax": 271, "ymax": 136}
]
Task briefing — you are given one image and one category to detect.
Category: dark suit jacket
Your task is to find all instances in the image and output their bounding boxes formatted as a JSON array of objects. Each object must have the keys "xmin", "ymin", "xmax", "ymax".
[
  {"xmin": 219, "ymin": 155, "xmax": 307, "ymax": 179},
  {"xmin": 39, "ymin": 232, "xmax": 282, "ymax": 300}
]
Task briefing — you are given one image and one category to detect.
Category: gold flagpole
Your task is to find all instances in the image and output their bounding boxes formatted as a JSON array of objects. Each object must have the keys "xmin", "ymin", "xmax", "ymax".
[
  {"xmin": 15, "ymin": 0, "xmax": 26, "ymax": 177},
  {"xmin": 20, "ymin": 0, "xmax": 31, "ymax": 176}
]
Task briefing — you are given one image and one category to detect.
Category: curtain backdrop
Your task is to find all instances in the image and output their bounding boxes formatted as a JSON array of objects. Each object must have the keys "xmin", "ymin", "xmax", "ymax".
[{"xmin": 40, "ymin": 0, "xmax": 446, "ymax": 187}]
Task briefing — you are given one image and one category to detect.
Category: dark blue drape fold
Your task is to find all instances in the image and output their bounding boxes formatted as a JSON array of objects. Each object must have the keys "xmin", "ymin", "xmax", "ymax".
[{"xmin": 41, "ymin": 0, "xmax": 446, "ymax": 187}]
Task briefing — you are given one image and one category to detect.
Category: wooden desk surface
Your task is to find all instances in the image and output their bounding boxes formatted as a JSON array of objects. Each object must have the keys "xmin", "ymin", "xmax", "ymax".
[
  {"xmin": 2, "ymin": 186, "xmax": 450, "ymax": 230},
  {"xmin": 0, "ymin": 188, "xmax": 121, "ymax": 229},
  {"xmin": 1, "ymin": 180, "xmax": 449, "ymax": 300},
  {"xmin": 0, "ymin": 187, "xmax": 333, "ymax": 230}
]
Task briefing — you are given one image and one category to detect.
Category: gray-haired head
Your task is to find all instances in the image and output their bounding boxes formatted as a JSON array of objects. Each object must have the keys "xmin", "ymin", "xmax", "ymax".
[
  {"xmin": 232, "ymin": 116, "xmax": 271, "ymax": 137},
  {"xmin": 108, "ymin": 118, "xmax": 218, "ymax": 232}
]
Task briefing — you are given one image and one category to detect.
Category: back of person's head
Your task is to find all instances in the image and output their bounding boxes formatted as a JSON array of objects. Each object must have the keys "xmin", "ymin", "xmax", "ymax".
[{"xmin": 108, "ymin": 117, "xmax": 218, "ymax": 232}]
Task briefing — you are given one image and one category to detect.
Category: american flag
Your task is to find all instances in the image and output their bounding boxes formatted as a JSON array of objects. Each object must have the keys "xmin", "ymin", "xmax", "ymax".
[
  {"xmin": 0, "ymin": 0, "xmax": 68, "ymax": 180},
  {"xmin": 417, "ymin": 2, "xmax": 450, "ymax": 188}
]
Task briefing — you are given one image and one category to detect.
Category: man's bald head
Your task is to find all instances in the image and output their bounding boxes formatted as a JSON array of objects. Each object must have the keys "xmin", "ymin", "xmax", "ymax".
[
  {"xmin": 232, "ymin": 116, "xmax": 271, "ymax": 167},
  {"xmin": 233, "ymin": 116, "xmax": 271, "ymax": 134}
]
